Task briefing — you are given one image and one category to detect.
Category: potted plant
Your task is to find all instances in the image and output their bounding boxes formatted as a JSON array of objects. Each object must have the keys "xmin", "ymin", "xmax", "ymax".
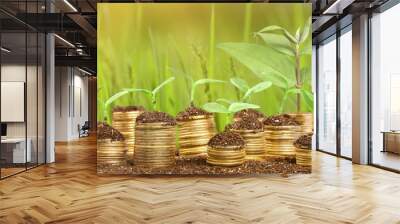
[
  {"xmin": 97, "ymin": 122, "xmax": 126, "ymax": 166},
  {"xmin": 134, "ymin": 111, "xmax": 177, "ymax": 168},
  {"xmin": 294, "ymin": 134, "xmax": 312, "ymax": 168},
  {"xmin": 176, "ymin": 78, "xmax": 224, "ymax": 157},
  {"xmin": 226, "ymin": 117, "xmax": 265, "ymax": 161},
  {"xmin": 207, "ymin": 131, "xmax": 246, "ymax": 167},
  {"xmin": 263, "ymin": 114, "xmax": 300, "ymax": 159}
]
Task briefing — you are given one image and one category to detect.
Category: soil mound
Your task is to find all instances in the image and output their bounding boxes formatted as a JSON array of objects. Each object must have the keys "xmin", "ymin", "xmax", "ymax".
[
  {"xmin": 234, "ymin": 109, "xmax": 265, "ymax": 119},
  {"xmin": 97, "ymin": 122, "xmax": 124, "ymax": 141},
  {"xmin": 176, "ymin": 106, "xmax": 211, "ymax": 121},
  {"xmin": 263, "ymin": 114, "xmax": 299, "ymax": 126},
  {"xmin": 112, "ymin": 105, "xmax": 144, "ymax": 112},
  {"xmin": 294, "ymin": 134, "xmax": 312, "ymax": 149},
  {"xmin": 227, "ymin": 117, "xmax": 263, "ymax": 131},
  {"xmin": 136, "ymin": 111, "xmax": 176, "ymax": 126},
  {"xmin": 208, "ymin": 131, "xmax": 245, "ymax": 149}
]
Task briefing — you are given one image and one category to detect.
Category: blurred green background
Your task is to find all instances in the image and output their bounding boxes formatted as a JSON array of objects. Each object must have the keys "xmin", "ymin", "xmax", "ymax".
[{"xmin": 98, "ymin": 3, "xmax": 312, "ymax": 130}]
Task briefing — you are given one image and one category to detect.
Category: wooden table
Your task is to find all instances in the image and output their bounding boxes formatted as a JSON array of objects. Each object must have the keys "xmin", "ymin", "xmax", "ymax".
[{"xmin": 382, "ymin": 131, "xmax": 400, "ymax": 154}]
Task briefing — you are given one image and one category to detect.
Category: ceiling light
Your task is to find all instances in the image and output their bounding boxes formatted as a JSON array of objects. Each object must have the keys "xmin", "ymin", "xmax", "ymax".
[
  {"xmin": 63, "ymin": 0, "xmax": 78, "ymax": 12},
  {"xmin": 1, "ymin": 47, "xmax": 11, "ymax": 53},
  {"xmin": 78, "ymin": 67, "xmax": 93, "ymax": 76},
  {"xmin": 54, "ymin": 34, "xmax": 75, "ymax": 48}
]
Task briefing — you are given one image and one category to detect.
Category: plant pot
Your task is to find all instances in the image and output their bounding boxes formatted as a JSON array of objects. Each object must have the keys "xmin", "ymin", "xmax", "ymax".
[
  {"xmin": 207, "ymin": 145, "xmax": 246, "ymax": 167},
  {"xmin": 264, "ymin": 125, "xmax": 300, "ymax": 159},
  {"xmin": 134, "ymin": 122, "xmax": 176, "ymax": 168},
  {"xmin": 178, "ymin": 115, "xmax": 216, "ymax": 157},
  {"xmin": 288, "ymin": 112, "xmax": 313, "ymax": 135},
  {"xmin": 231, "ymin": 129, "xmax": 265, "ymax": 161},
  {"xmin": 97, "ymin": 139, "xmax": 127, "ymax": 165},
  {"xmin": 295, "ymin": 146, "xmax": 312, "ymax": 167},
  {"xmin": 112, "ymin": 110, "xmax": 143, "ymax": 161}
]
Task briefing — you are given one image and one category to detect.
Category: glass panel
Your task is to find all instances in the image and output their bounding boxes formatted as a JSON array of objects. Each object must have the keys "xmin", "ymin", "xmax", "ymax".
[
  {"xmin": 339, "ymin": 29, "xmax": 352, "ymax": 158},
  {"xmin": 371, "ymin": 4, "xmax": 400, "ymax": 171},
  {"xmin": 317, "ymin": 37, "xmax": 337, "ymax": 154},
  {"xmin": 27, "ymin": 30, "xmax": 38, "ymax": 169},
  {"xmin": 38, "ymin": 32, "xmax": 45, "ymax": 165},
  {"xmin": 1, "ymin": 30, "xmax": 27, "ymax": 177}
]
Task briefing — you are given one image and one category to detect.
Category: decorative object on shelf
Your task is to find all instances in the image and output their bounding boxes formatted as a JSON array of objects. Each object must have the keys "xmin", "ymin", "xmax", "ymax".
[
  {"xmin": 288, "ymin": 112, "xmax": 313, "ymax": 135},
  {"xmin": 134, "ymin": 111, "xmax": 177, "ymax": 168},
  {"xmin": 177, "ymin": 106, "xmax": 216, "ymax": 156},
  {"xmin": 112, "ymin": 106, "xmax": 144, "ymax": 162},
  {"xmin": 264, "ymin": 114, "xmax": 300, "ymax": 159},
  {"xmin": 97, "ymin": 123, "xmax": 127, "ymax": 165},
  {"xmin": 207, "ymin": 131, "xmax": 246, "ymax": 167},
  {"xmin": 233, "ymin": 108, "xmax": 265, "ymax": 122},
  {"xmin": 294, "ymin": 134, "xmax": 312, "ymax": 167},
  {"xmin": 227, "ymin": 117, "xmax": 265, "ymax": 160}
]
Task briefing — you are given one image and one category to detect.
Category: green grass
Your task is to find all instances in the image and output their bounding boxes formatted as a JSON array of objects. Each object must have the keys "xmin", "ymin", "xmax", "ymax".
[{"xmin": 97, "ymin": 3, "xmax": 312, "ymax": 131}]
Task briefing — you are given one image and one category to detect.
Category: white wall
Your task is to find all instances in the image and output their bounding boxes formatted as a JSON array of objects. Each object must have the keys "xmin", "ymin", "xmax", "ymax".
[{"xmin": 55, "ymin": 67, "xmax": 89, "ymax": 141}]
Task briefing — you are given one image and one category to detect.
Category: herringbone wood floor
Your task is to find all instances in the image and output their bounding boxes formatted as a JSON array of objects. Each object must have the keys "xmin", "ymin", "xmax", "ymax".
[{"xmin": 1, "ymin": 136, "xmax": 400, "ymax": 224}]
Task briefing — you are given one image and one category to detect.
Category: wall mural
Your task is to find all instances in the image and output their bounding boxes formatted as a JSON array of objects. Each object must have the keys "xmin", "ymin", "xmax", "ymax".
[{"xmin": 97, "ymin": 3, "xmax": 313, "ymax": 176}]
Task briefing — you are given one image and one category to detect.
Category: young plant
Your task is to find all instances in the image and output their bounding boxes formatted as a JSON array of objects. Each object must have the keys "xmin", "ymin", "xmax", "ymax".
[
  {"xmin": 189, "ymin": 78, "xmax": 225, "ymax": 106},
  {"xmin": 230, "ymin": 78, "xmax": 272, "ymax": 103},
  {"xmin": 103, "ymin": 77, "xmax": 176, "ymax": 116},
  {"xmin": 218, "ymin": 18, "xmax": 313, "ymax": 113},
  {"xmin": 202, "ymin": 101, "xmax": 260, "ymax": 126},
  {"xmin": 255, "ymin": 17, "xmax": 312, "ymax": 112}
]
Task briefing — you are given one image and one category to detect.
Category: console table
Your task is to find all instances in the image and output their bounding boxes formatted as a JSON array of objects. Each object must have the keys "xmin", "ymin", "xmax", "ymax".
[
  {"xmin": 1, "ymin": 138, "xmax": 32, "ymax": 163},
  {"xmin": 382, "ymin": 131, "xmax": 400, "ymax": 154}
]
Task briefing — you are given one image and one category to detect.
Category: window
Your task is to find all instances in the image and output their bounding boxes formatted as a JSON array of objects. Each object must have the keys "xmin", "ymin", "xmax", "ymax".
[
  {"xmin": 317, "ymin": 36, "xmax": 337, "ymax": 154},
  {"xmin": 370, "ymin": 3, "xmax": 400, "ymax": 171}
]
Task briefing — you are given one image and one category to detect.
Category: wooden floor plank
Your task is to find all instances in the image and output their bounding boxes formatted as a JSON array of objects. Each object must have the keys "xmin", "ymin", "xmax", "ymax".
[{"xmin": 0, "ymin": 135, "xmax": 399, "ymax": 224}]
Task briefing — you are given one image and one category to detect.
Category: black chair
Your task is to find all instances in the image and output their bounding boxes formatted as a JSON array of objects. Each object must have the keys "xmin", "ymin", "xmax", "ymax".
[{"xmin": 79, "ymin": 121, "xmax": 90, "ymax": 138}]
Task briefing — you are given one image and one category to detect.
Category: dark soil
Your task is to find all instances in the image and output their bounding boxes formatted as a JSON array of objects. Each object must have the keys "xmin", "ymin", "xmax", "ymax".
[
  {"xmin": 294, "ymin": 134, "xmax": 312, "ymax": 149},
  {"xmin": 97, "ymin": 122, "xmax": 124, "ymax": 141},
  {"xmin": 227, "ymin": 117, "xmax": 263, "ymax": 131},
  {"xmin": 113, "ymin": 105, "xmax": 144, "ymax": 112},
  {"xmin": 234, "ymin": 109, "xmax": 265, "ymax": 119},
  {"xmin": 263, "ymin": 114, "xmax": 299, "ymax": 126},
  {"xmin": 208, "ymin": 131, "xmax": 245, "ymax": 148},
  {"xmin": 97, "ymin": 156, "xmax": 311, "ymax": 176},
  {"xmin": 176, "ymin": 105, "xmax": 212, "ymax": 121},
  {"xmin": 136, "ymin": 111, "xmax": 177, "ymax": 126}
]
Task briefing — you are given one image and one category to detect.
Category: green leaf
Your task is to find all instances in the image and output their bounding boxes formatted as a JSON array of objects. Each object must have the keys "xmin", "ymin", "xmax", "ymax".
[
  {"xmin": 295, "ymin": 28, "xmax": 301, "ymax": 42},
  {"xmin": 301, "ymin": 89, "xmax": 314, "ymax": 111},
  {"xmin": 191, "ymin": 78, "xmax": 225, "ymax": 102},
  {"xmin": 202, "ymin": 102, "xmax": 229, "ymax": 114},
  {"xmin": 218, "ymin": 43, "xmax": 295, "ymax": 89},
  {"xmin": 216, "ymin": 98, "xmax": 234, "ymax": 105},
  {"xmin": 286, "ymin": 88, "xmax": 302, "ymax": 95},
  {"xmin": 300, "ymin": 17, "xmax": 311, "ymax": 43},
  {"xmin": 299, "ymin": 45, "xmax": 312, "ymax": 55},
  {"xmin": 104, "ymin": 90, "xmax": 130, "ymax": 108},
  {"xmin": 230, "ymin": 78, "xmax": 249, "ymax": 93},
  {"xmin": 228, "ymin": 102, "xmax": 260, "ymax": 113},
  {"xmin": 152, "ymin": 76, "xmax": 176, "ymax": 95},
  {"xmin": 243, "ymin": 81, "xmax": 272, "ymax": 100},
  {"xmin": 256, "ymin": 33, "xmax": 295, "ymax": 57},
  {"xmin": 258, "ymin": 25, "xmax": 297, "ymax": 44}
]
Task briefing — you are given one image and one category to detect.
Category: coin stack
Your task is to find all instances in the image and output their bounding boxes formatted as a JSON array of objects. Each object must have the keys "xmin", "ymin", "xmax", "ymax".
[
  {"xmin": 264, "ymin": 125, "xmax": 301, "ymax": 159},
  {"xmin": 97, "ymin": 139, "xmax": 126, "ymax": 165},
  {"xmin": 233, "ymin": 129, "xmax": 265, "ymax": 161},
  {"xmin": 112, "ymin": 109, "xmax": 143, "ymax": 161},
  {"xmin": 134, "ymin": 122, "xmax": 176, "ymax": 168},
  {"xmin": 178, "ymin": 115, "xmax": 216, "ymax": 156},
  {"xmin": 288, "ymin": 113, "xmax": 313, "ymax": 135},
  {"xmin": 207, "ymin": 145, "xmax": 246, "ymax": 167},
  {"xmin": 295, "ymin": 147, "xmax": 312, "ymax": 167}
]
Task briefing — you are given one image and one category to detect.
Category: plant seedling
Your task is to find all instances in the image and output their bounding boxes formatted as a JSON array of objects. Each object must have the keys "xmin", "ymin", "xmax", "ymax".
[
  {"xmin": 255, "ymin": 17, "xmax": 313, "ymax": 112},
  {"xmin": 202, "ymin": 101, "xmax": 260, "ymax": 125},
  {"xmin": 229, "ymin": 78, "xmax": 272, "ymax": 103},
  {"xmin": 189, "ymin": 78, "xmax": 225, "ymax": 105},
  {"xmin": 104, "ymin": 77, "xmax": 176, "ymax": 114}
]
